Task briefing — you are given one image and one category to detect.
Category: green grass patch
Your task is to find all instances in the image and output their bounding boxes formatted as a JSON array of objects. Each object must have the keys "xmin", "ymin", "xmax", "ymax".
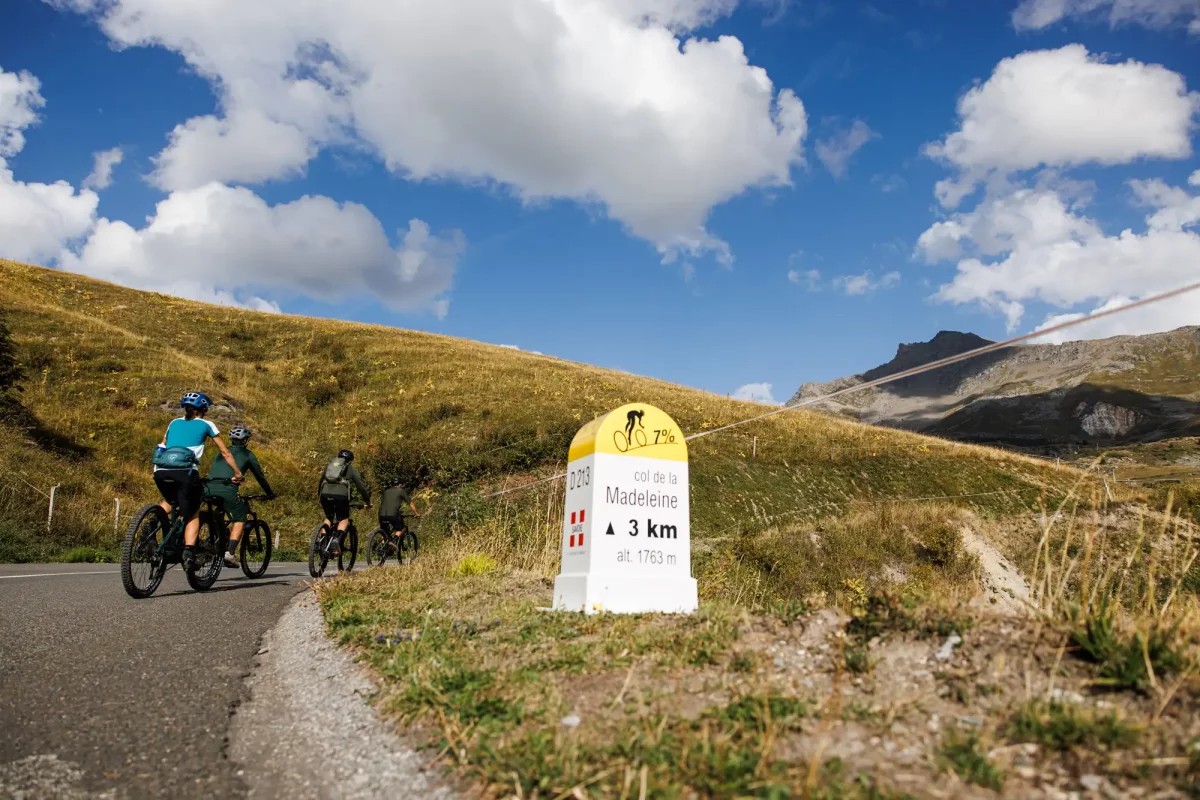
[
  {"xmin": 55, "ymin": 545, "xmax": 116, "ymax": 563},
  {"xmin": 1004, "ymin": 701, "xmax": 1139, "ymax": 752},
  {"xmin": 936, "ymin": 730, "xmax": 1005, "ymax": 791}
]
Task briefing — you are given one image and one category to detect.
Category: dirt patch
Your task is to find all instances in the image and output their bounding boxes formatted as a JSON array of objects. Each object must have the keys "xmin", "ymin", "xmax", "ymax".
[{"xmin": 961, "ymin": 526, "xmax": 1031, "ymax": 616}]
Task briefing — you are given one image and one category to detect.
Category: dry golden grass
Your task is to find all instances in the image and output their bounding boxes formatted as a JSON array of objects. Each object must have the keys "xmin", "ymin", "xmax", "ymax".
[{"xmin": 0, "ymin": 260, "xmax": 1089, "ymax": 560}]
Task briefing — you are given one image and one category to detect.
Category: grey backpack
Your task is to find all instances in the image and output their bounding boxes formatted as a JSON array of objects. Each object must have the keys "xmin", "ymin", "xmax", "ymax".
[{"xmin": 323, "ymin": 456, "xmax": 349, "ymax": 485}]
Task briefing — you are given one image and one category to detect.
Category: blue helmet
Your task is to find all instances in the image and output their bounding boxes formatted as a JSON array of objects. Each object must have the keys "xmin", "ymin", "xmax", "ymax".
[{"xmin": 181, "ymin": 392, "xmax": 211, "ymax": 411}]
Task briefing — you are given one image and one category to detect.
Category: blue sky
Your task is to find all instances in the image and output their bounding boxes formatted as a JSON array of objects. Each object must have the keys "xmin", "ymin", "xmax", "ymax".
[{"xmin": 2, "ymin": 0, "xmax": 1198, "ymax": 404}]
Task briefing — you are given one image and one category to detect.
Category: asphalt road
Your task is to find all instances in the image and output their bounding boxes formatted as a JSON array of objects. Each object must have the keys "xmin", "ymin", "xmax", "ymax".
[{"xmin": 0, "ymin": 561, "xmax": 312, "ymax": 799}]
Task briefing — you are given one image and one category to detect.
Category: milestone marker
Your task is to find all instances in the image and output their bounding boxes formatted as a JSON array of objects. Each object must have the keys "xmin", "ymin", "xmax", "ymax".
[{"xmin": 552, "ymin": 403, "xmax": 698, "ymax": 614}]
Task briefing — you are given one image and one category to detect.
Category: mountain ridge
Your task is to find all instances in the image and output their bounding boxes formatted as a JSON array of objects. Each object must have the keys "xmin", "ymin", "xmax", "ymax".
[{"xmin": 789, "ymin": 326, "xmax": 1200, "ymax": 446}]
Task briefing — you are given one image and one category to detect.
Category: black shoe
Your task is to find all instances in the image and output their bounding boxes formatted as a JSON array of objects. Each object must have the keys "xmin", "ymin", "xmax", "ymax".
[{"xmin": 182, "ymin": 548, "xmax": 196, "ymax": 571}]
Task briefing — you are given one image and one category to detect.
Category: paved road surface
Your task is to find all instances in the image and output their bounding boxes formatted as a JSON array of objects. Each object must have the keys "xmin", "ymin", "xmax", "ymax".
[{"xmin": 0, "ymin": 562, "xmax": 312, "ymax": 799}]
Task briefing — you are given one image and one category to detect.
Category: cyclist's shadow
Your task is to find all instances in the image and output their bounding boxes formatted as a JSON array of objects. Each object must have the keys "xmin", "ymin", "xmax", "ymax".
[{"xmin": 152, "ymin": 576, "xmax": 294, "ymax": 598}]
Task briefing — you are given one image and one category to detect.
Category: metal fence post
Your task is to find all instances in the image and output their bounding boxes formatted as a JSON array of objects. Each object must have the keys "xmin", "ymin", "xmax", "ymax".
[{"xmin": 47, "ymin": 485, "xmax": 60, "ymax": 531}]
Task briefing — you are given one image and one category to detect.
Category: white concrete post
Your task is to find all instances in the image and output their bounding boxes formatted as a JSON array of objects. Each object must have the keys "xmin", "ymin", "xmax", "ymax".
[{"xmin": 47, "ymin": 485, "xmax": 60, "ymax": 530}]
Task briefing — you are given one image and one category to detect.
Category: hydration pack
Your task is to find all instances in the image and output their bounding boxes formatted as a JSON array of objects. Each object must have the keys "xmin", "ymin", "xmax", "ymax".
[{"xmin": 323, "ymin": 456, "xmax": 350, "ymax": 484}]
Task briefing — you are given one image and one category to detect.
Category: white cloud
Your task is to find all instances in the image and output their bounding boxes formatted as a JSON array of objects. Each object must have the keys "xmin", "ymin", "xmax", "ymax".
[
  {"xmin": 151, "ymin": 110, "xmax": 316, "ymax": 191},
  {"xmin": 0, "ymin": 66, "xmax": 99, "ymax": 264},
  {"xmin": 1031, "ymin": 293, "xmax": 1199, "ymax": 343},
  {"xmin": 815, "ymin": 120, "xmax": 878, "ymax": 179},
  {"xmin": 53, "ymin": 0, "xmax": 809, "ymax": 264},
  {"xmin": 0, "ymin": 67, "xmax": 44, "ymax": 157},
  {"xmin": 732, "ymin": 381, "xmax": 778, "ymax": 404},
  {"xmin": 83, "ymin": 147, "xmax": 124, "ymax": 190},
  {"xmin": 787, "ymin": 267, "xmax": 821, "ymax": 290},
  {"xmin": 0, "ymin": 158, "xmax": 99, "ymax": 264},
  {"xmin": 833, "ymin": 270, "xmax": 899, "ymax": 295},
  {"xmin": 1013, "ymin": 0, "xmax": 1200, "ymax": 32},
  {"xmin": 924, "ymin": 45, "xmax": 1199, "ymax": 207},
  {"xmin": 58, "ymin": 183, "xmax": 464, "ymax": 316},
  {"xmin": 921, "ymin": 173, "xmax": 1200, "ymax": 334}
]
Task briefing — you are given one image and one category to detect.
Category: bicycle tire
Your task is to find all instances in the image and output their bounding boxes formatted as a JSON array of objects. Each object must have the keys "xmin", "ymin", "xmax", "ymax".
[
  {"xmin": 365, "ymin": 528, "xmax": 388, "ymax": 566},
  {"xmin": 186, "ymin": 512, "xmax": 223, "ymax": 591},
  {"xmin": 398, "ymin": 530, "xmax": 419, "ymax": 564},
  {"xmin": 240, "ymin": 519, "xmax": 272, "ymax": 579},
  {"xmin": 338, "ymin": 524, "xmax": 357, "ymax": 573},
  {"xmin": 121, "ymin": 504, "xmax": 169, "ymax": 599},
  {"xmin": 308, "ymin": 521, "xmax": 329, "ymax": 578}
]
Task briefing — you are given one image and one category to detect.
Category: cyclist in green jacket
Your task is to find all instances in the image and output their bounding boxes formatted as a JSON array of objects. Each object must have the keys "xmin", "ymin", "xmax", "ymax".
[
  {"xmin": 318, "ymin": 449, "xmax": 371, "ymax": 557},
  {"xmin": 206, "ymin": 424, "xmax": 276, "ymax": 567},
  {"xmin": 378, "ymin": 477, "xmax": 422, "ymax": 541}
]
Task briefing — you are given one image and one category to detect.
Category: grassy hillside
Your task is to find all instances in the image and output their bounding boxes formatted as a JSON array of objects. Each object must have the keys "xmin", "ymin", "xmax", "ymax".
[{"xmin": 0, "ymin": 260, "xmax": 1085, "ymax": 568}]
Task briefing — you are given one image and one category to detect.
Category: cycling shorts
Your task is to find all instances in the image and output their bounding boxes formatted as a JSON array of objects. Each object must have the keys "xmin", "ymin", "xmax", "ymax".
[
  {"xmin": 205, "ymin": 481, "xmax": 247, "ymax": 522},
  {"xmin": 379, "ymin": 516, "xmax": 408, "ymax": 535},
  {"xmin": 320, "ymin": 494, "xmax": 351, "ymax": 524},
  {"xmin": 154, "ymin": 469, "xmax": 203, "ymax": 520}
]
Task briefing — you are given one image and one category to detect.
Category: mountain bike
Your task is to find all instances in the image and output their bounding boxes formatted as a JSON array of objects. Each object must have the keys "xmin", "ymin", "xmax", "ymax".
[
  {"xmin": 120, "ymin": 497, "xmax": 225, "ymax": 598},
  {"xmin": 365, "ymin": 518, "xmax": 420, "ymax": 567},
  {"xmin": 204, "ymin": 483, "xmax": 275, "ymax": 579},
  {"xmin": 308, "ymin": 502, "xmax": 362, "ymax": 578}
]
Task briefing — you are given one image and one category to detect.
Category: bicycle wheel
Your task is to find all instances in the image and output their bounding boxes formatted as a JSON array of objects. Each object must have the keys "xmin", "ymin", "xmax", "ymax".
[
  {"xmin": 365, "ymin": 528, "xmax": 388, "ymax": 566},
  {"xmin": 186, "ymin": 512, "xmax": 223, "ymax": 591},
  {"xmin": 398, "ymin": 531, "xmax": 419, "ymax": 564},
  {"xmin": 121, "ymin": 504, "xmax": 169, "ymax": 599},
  {"xmin": 308, "ymin": 522, "xmax": 329, "ymax": 578},
  {"xmin": 240, "ymin": 519, "xmax": 272, "ymax": 579},
  {"xmin": 338, "ymin": 524, "xmax": 357, "ymax": 573}
]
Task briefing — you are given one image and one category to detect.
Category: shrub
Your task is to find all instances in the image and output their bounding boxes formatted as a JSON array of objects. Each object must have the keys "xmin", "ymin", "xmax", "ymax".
[{"xmin": 452, "ymin": 553, "xmax": 498, "ymax": 576}]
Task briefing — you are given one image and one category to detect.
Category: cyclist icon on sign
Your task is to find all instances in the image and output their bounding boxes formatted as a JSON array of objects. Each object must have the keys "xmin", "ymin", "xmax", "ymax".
[{"xmin": 614, "ymin": 409, "xmax": 647, "ymax": 452}]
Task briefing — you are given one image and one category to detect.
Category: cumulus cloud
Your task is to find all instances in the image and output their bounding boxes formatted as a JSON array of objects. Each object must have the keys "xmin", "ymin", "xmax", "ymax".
[
  {"xmin": 924, "ymin": 45, "xmax": 1198, "ymax": 207},
  {"xmin": 57, "ymin": 183, "xmax": 464, "ymax": 316},
  {"xmin": 919, "ymin": 174, "xmax": 1200, "ymax": 334},
  {"xmin": 732, "ymin": 382, "xmax": 778, "ymax": 404},
  {"xmin": 787, "ymin": 267, "xmax": 822, "ymax": 290},
  {"xmin": 83, "ymin": 147, "xmax": 124, "ymax": 190},
  {"xmin": 0, "ymin": 67, "xmax": 44, "ymax": 157},
  {"xmin": 1012, "ymin": 0, "xmax": 1200, "ymax": 32},
  {"xmin": 151, "ymin": 110, "xmax": 316, "ymax": 191},
  {"xmin": 0, "ymin": 160, "xmax": 99, "ymax": 264},
  {"xmin": 833, "ymin": 270, "xmax": 900, "ymax": 295},
  {"xmin": 815, "ymin": 120, "xmax": 878, "ymax": 179},
  {"xmin": 0, "ymin": 66, "xmax": 99, "ymax": 264},
  {"xmin": 53, "ymin": 0, "xmax": 809, "ymax": 264}
]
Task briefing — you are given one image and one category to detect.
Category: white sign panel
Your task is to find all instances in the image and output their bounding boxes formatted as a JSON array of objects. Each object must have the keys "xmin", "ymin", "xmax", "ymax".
[{"xmin": 553, "ymin": 404, "xmax": 698, "ymax": 614}]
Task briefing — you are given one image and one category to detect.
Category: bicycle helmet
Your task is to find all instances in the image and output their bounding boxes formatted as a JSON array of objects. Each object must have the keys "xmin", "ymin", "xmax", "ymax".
[
  {"xmin": 181, "ymin": 392, "xmax": 211, "ymax": 411},
  {"xmin": 229, "ymin": 424, "xmax": 251, "ymax": 443},
  {"xmin": 390, "ymin": 476, "xmax": 403, "ymax": 487},
  {"xmin": 338, "ymin": 449, "xmax": 354, "ymax": 462}
]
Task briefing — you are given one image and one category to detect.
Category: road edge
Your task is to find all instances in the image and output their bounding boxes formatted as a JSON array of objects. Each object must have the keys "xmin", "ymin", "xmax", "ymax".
[{"xmin": 228, "ymin": 590, "xmax": 456, "ymax": 799}]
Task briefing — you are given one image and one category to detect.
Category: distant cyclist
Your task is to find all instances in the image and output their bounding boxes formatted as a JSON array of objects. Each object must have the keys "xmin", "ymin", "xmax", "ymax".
[
  {"xmin": 318, "ymin": 449, "xmax": 371, "ymax": 556},
  {"xmin": 206, "ymin": 424, "xmax": 276, "ymax": 567},
  {"xmin": 153, "ymin": 392, "xmax": 242, "ymax": 571},
  {"xmin": 378, "ymin": 477, "xmax": 422, "ymax": 541}
]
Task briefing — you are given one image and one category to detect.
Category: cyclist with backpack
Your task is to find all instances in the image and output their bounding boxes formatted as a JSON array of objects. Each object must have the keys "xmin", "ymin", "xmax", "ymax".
[
  {"xmin": 379, "ymin": 476, "xmax": 423, "ymax": 542},
  {"xmin": 206, "ymin": 424, "xmax": 276, "ymax": 567},
  {"xmin": 318, "ymin": 449, "xmax": 371, "ymax": 557},
  {"xmin": 153, "ymin": 392, "xmax": 243, "ymax": 570}
]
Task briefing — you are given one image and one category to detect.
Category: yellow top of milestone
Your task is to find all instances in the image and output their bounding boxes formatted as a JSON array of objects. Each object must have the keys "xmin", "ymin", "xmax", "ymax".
[{"xmin": 567, "ymin": 403, "xmax": 688, "ymax": 463}]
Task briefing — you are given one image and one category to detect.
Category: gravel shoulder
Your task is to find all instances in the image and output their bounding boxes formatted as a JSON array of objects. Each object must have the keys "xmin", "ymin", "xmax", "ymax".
[{"xmin": 229, "ymin": 592, "xmax": 456, "ymax": 799}]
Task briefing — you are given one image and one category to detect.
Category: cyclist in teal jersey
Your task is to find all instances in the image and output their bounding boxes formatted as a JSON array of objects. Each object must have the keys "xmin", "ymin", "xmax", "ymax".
[{"xmin": 154, "ymin": 392, "xmax": 242, "ymax": 570}]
